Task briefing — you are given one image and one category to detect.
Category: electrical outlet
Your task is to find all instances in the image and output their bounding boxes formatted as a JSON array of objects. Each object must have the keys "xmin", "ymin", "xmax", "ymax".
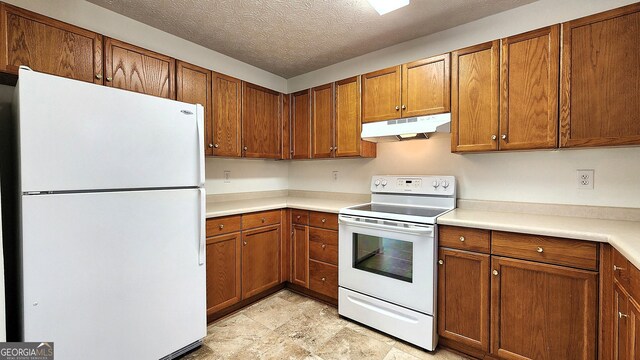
[
  {"xmin": 332, "ymin": 171, "xmax": 339, "ymax": 182},
  {"xmin": 577, "ymin": 169, "xmax": 594, "ymax": 190},
  {"xmin": 224, "ymin": 170, "xmax": 231, "ymax": 183}
]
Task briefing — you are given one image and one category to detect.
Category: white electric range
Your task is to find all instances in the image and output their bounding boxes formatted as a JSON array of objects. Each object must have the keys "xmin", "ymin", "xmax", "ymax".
[{"xmin": 338, "ymin": 175, "xmax": 456, "ymax": 351}]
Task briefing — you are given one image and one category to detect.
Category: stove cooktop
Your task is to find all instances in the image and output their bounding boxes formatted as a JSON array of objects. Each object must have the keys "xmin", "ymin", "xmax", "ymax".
[{"xmin": 347, "ymin": 203, "xmax": 450, "ymax": 218}]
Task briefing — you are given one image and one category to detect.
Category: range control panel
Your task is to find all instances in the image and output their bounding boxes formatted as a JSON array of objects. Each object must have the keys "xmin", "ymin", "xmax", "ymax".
[{"xmin": 370, "ymin": 175, "xmax": 456, "ymax": 196}]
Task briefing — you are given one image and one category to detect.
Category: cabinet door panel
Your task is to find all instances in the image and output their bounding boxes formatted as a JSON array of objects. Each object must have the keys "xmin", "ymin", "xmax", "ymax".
[
  {"xmin": 281, "ymin": 94, "xmax": 291, "ymax": 159},
  {"xmin": 176, "ymin": 61, "xmax": 212, "ymax": 155},
  {"xmin": 615, "ymin": 281, "xmax": 630, "ymax": 360},
  {"xmin": 242, "ymin": 82, "xmax": 282, "ymax": 159},
  {"xmin": 630, "ymin": 298, "xmax": 640, "ymax": 360},
  {"xmin": 560, "ymin": 4, "xmax": 640, "ymax": 147},
  {"xmin": 291, "ymin": 224, "xmax": 309, "ymax": 287},
  {"xmin": 104, "ymin": 37, "xmax": 175, "ymax": 99},
  {"xmin": 451, "ymin": 41, "xmax": 500, "ymax": 152},
  {"xmin": 361, "ymin": 66, "xmax": 401, "ymax": 123},
  {"xmin": 291, "ymin": 90, "xmax": 311, "ymax": 159},
  {"xmin": 401, "ymin": 54, "xmax": 450, "ymax": 117},
  {"xmin": 438, "ymin": 248, "xmax": 490, "ymax": 352},
  {"xmin": 312, "ymin": 83, "xmax": 334, "ymax": 158},
  {"xmin": 242, "ymin": 225, "xmax": 281, "ymax": 298},
  {"xmin": 206, "ymin": 232, "xmax": 241, "ymax": 314},
  {"xmin": 0, "ymin": 3, "xmax": 102, "ymax": 83},
  {"xmin": 491, "ymin": 257, "xmax": 597, "ymax": 360},
  {"xmin": 212, "ymin": 72, "xmax": 242, "ymax": 157},
  {"xmin": 500, "ymin": 26, "xmax": 559, "ymax": 150}
]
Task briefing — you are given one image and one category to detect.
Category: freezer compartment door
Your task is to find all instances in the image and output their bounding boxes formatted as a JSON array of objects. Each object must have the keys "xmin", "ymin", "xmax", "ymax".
[
  {"xmin": 21, "ymin": 189, "xmax": 206, "ymax": 360},
  {"xmin": 17, "ymin": 68, "xmax": 204, "ymax": 192}
]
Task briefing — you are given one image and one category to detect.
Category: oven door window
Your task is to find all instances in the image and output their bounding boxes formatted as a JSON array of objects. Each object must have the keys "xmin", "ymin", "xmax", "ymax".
[{"xmin": 353, "ymin": 233, "xmax": 413, "ymax": 283}]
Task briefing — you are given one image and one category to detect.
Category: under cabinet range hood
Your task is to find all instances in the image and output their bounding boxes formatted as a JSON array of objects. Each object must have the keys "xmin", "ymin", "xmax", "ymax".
[{"xmin": 361, "ymin": 113, "xmax": 451, "ymax": 142}]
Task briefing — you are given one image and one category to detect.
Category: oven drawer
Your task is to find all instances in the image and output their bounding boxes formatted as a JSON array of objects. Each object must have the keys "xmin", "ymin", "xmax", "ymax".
[
  {"xmin": 439, "ymin": 225, "xmax": 490, "ymax": 253},
  {"xmin": 291, "ymin": 209, "xmax": 309, "ymax": 225},
  {"xmin": 309, "ymin": 260, "xmax": 338, "ymax": 299},
  {"xmin": 206, "ymin": 215, "xmax": 241, "ymax": 237},
  {"xmin": 492, "ymin": 231, "xmax": 598, "ymax": 270},
  {"xmin": 242, "ymin": 210, "xmax": 281, "ymax": 229},
  {"xmin": 309, "ymin": 212, "xmax": 338, "ymax": 230}
]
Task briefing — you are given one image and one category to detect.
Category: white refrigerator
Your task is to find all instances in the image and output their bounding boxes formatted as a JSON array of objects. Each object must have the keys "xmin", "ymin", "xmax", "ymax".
[{"xmin": 13, "ymin": 68, "xmax": 206, "ymax": 359}]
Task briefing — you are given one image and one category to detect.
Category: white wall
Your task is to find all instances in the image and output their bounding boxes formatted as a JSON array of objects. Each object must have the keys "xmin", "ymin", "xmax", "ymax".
[
  {"xmin": 6, "ymin": 0, "xmax": 287, "ymax": 93},
  {"xmin": 204, "ymin": 158, "xmax": 289, "ymax": 195},
  {"xmin": 287, "ymin": 0, "xmax": 638, "ymax": 92}
]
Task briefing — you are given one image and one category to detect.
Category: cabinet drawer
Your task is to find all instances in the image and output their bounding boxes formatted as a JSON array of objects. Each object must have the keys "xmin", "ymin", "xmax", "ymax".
[
  {"xmin": 492, "ymin": 231, "xmax": 598, "ymax": 270},
  {"xmin": 309, "ymin": 228, "xmax": 338, "ymax": 265},
  {"xmin": 206, "ymin": 215, "xmax": 241, "ymax": 237},
  {"xmin": 242, "ymin": 210, "xmax": 281, "ymax": 229},
  {"xmin": 439, "ymin": 225, "xmax": 491, "ymax": 253},
  {"xmin": 309, "ymin": 212, "xmax": 338, "ymax": 230},
  {"xmin": 291, "ymin": 209, "xmax": 309, "ymax": 225},
  {"xmin": 309, "ymin": 260, "xmax": 338, "ymax": 299},
  {"xmin": 613, "ymin": 247, "xmax": 631, "ymax": 288}
]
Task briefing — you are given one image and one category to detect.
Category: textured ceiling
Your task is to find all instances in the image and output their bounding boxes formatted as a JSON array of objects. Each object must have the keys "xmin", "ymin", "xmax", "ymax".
[{"xmin": 87, "ymin": 0, "xmax": 535, "ymax": 78}]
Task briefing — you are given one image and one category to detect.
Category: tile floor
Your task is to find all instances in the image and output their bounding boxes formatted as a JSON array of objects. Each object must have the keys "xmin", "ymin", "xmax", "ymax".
[{"xmin": 181, "ymin": 289, "xmax": 469, "ymax": 360}]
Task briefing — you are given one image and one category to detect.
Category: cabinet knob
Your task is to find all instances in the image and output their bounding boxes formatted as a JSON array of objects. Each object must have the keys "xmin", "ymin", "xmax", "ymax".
[
  {"xmin": 537, "ymin": 247, "xmax": 544, "ymax": 253},
  {"xmin": 334, "ymin": 146, "xmax": 337, "ymax": 150},
  {"xmin": 95, "ymin": 74, "xmax": 103, "ymax": 80},
  {"xmin": 329, "ymin": 147, "xmax": 333, "ymax": 151},
  {"xmin": 491, "ymin": 135, "xmax": 497, "ymax": 140},
  {"xmin": 261, "ymin": 217, "xmax": 266, "ymax": 223},
  {"xmin": 321, "ymin": 277, "xmax": 326, "ymax": 282},
  {"xmin": 219, "ymin": 224, "xmax": 224, "ymax": 230},
  {"xmin": 243, "ymin": 146, "xmax": 248, "ymax": 151},
  {"xmin": 501, "ymin": 134, "xmax": 507, "ymax": 140},
  {"xmin": 459, "ymin": 236, "xmax": 465, "ymax": 242},
  {"xmin": 243, "ymin": 241, "xmax": 247, "ymax": 245},
  {"xmin": 296, "ymin": 215, "xmax": 301, "ymax": 220},
  {"xmin": 214, "ymin": 144, "xmax": 219, "ymax": 148},
  {"xmin": 321, "ymin": 218, "xmax": 326, "ymax": 223},
  {"xmin": 106, "ymin": 77, "xmax": 113, "ymax": 82},
  {"xmin": 492, "ymin": 270, "xmax": 499, "ymax": 276},
  {"xmin": 208, "ymin": 144, "xmax": 214, "ymax": 148},
  {"xmin": 401, "ymin": 105, "xmax": 406, "ymax": 110},
  {"xmin": 321, "ymin": 244, "xmax": 326, "ymax": 249},
  {"xmin": 395, "ymin": 106, "xmax": 400, "ymax": 111},
  {"xmin": 619, "ymin": 312, "xmax": 629, "ymax": 319},
  {"xmin": 438, "ymin": 260, "xmax": 444, "ymax": 265}
]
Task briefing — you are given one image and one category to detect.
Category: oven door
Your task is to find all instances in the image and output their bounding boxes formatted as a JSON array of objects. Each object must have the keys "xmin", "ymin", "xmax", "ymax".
[{"xmin": 338, "ymin": 215, "xmax": 436, "ymax": 315}]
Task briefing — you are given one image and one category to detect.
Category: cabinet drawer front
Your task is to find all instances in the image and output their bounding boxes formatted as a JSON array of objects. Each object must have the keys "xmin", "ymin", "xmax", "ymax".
[
  {"xmin": 309, "ymin": 260, "xmax": 338, "ymax": 299},
  {"xmin": 492, "ymin": 231, "xmax": 598, "ymax": 270},
  {"xmin": 613, "ymin": 247, "xmax": 631, "ymax": 288},
  {"xmin": 242, "ymin": 210, "xmax": 281, "ymax": 229},
  {"xmin": 291, "ymin": 209, "xmax": 309, "ymax": 225},
  {"xmin": 309, "ymin": 212, "xmax": 338, "ymax": 230},
  {"xmin": 309, "ymin": 241, "xmax": 338, "ymax": 265},
  {"xmin": 439, "ymin": 225, "xmax": 491, "ymax": 253},
  {"xmin": 206, "ymin": 215, "xmax": 241, "ymax": 237},
  {"xmin": 309, "ymin": 227, "xmax": 338, "ymax": 246}
]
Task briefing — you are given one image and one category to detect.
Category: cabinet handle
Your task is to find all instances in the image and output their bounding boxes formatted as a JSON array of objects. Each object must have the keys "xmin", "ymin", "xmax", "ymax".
[
  {"xmin": 619, "ymin": 312, "xmax": 629, "ymax": 319},
  {"xmin": 329, "ymin": 147, "xmax": 333, "ymax": 151},
  {"xmin": 614, "ymin": 265, "xmax": 626, "ymax": 271},
  {"xmin": 321, "ymin": 277, "xmax": 326, "ymax": 282},
  {"xmin": 95, "ymin": 74, "xmax": 103, "ymax": 80},
  {"xmin": 459, "ymin": 236, "xmax": 465, "ymax": 242},
  {"xmin": 401, "ymin": 105, "xmax": 406, "ymax": 110},
  {"xmin": 321, "ymin": 244, "xmax": 326, "ymax": 249},
  {"xmin": 334, "ymin": 146, "xmax": 337, "ymax": 150},
  {"xmin": 219, "ymin": 224, "xmax": 224, "ymax": 230},
  {"xmin": 243, "ymin": 146, "xmax": 248, "ymax": 151},
  {"xmin": 493, "ymin": 270, "xmax": 499, "ymax": 276},
  {"xmin": 395, "ymin": 106, "xmax": 400, "ymax": 111},
  {"xmin": 296, "ymin": 215, "xmax": 301, "ymax": 220},
  {"xmin": 214, "ymin": 144, "xmax": 219, "ymax": 148},
  {"xmin": 501, "ymin": 134, "xmax": 507, "ymax": 141},
  {"xmin": 491, "ymin": 135, "xmax": 497, "ymax": 141},
  {"xmin": 243, "ymin": 241, "xmax": 247, "ymax": 245},
  {"xmin": 321, "ymin": 218, "xmax": 326, "ymax": 223},
  {"xmin": 208, "ymin": 144, "xmax": 214, "ymax": 148},
  {"xmin": 106, "ymin": 77, "xmax": 112, "ymax": 82},
  {"xmin": 537, "ymin": 247, "xmax": 544, "ymax": 253},
  {"xmin": 261, "ymin": 217, "xmax": 266, "ymax": 223},
  {"xmin": 290, "ymin": 150, "xmax": 294, "ymax": 154},
  {"xmin": 438, "ymin": 260, "xmax": 443, "ymax": 265}
]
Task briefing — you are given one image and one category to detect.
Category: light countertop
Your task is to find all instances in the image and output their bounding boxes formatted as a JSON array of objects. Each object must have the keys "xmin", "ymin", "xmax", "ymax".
[
  {"xmin": 206, "ymin": 196, "xmax": 365, "ymax": 218},
  {"xmin": 438, "ymin": 209, "xmax": 640, "ymax": 269}
]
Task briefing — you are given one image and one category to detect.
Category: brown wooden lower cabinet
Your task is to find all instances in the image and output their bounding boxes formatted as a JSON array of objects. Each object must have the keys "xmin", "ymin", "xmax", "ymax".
[
  {"xmin": 206, "ymin": 232, "xmax": 241, "ymax": 315},
  {"xmin": 241, "ymin": 224, "xmax": 281, "ymax": 299},
  {"xmin": 611, "ymin": 247, "xmax": 640, "ymax": 360},
  {"xmin": 437, "ymin": 248, "xmax": 490, "ymax": 352},
  {"xmin": 291, "ymin": 223, "xmax": 309, "ymax": 287}
]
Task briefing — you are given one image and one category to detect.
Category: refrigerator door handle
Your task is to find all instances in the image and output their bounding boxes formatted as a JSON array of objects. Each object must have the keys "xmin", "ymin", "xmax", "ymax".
[
  {"xmin": 198, "ymin": 188, "xmax": 206, "ymax": 265},
  {"xmin": 196, "ymin": 104, "xmax": 205, "ymax": 187}
]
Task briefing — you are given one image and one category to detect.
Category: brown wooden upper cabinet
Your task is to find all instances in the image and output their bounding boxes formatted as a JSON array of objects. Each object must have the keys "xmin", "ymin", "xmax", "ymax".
[
  {"xmin": 104, "ymin": 37, "xmax": 175, "ymax": 99},
  {"xmin": 311, "ymin": 83, "xmax": 335, "ymax": 158},
  {"xmin": 451, "ymin": 41, "xmax": 500, "ymax": 152},
  {"xmin": 242, "ymin": 82, "xmax": 282, "ymax": 159},
  {"xmin": 291, "ymin": 89, "xmax": 311, "ymax": 159},
  {"xmin": 560, "ymin": 3, "xmax": 640, "ymax": 148},
  {"xmin": 361, "ymin": 65, "xmax": 401, "ymax": 123},
  {"xmin": 176, "ymin": 61, "xmax": 212, "ymax": 155},
  {"xmin": 500, "ymin": 25, "xmax": 559, "ymax": 150},
  {"xmin": 0, "ymin": 3, "xmax": 103, "ymax": 84},
  {"xmin": 212, "ymin": 72, "xmax": 242, "ymax": 157},
  {"xmin": 335, "ymin": 76, "xmax": 377, "ymax": 158},
  {"xmin": 281, "ymin": 94, "xmax": 291, "ymax": 160}
]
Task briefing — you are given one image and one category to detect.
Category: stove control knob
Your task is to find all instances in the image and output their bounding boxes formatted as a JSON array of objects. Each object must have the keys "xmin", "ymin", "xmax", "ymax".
[
  {"xmin": 381, "ymin": 180, "xmax": 388, "ymax": 187},
  {"xmin": 374, "ymin": 179, "xmax": 381, "ymax": 187},
  {"xmin": 432, "ymin": 180, "xmax": 440, "ymax": 188},
  {"xmin": 442, "ymin": 180, "xmax": 450, "ymax": 188}
]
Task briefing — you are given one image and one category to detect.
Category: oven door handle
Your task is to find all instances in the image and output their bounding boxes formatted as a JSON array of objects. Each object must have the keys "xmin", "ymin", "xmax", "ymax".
[{"xmin": 339, "ymin": 215, "xmax": 433, "ymax": 235}]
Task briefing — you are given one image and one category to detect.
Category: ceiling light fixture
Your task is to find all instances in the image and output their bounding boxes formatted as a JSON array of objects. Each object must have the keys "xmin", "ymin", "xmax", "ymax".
[{"xmin": 367, "ymin": 0, "xmax": 410, "ymax": 15}]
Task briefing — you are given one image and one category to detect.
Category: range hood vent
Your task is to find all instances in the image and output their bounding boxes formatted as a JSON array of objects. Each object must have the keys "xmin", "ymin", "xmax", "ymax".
[{"xmin": 361, "ymin": 113, "xmax": 451, "ymax": 143}]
